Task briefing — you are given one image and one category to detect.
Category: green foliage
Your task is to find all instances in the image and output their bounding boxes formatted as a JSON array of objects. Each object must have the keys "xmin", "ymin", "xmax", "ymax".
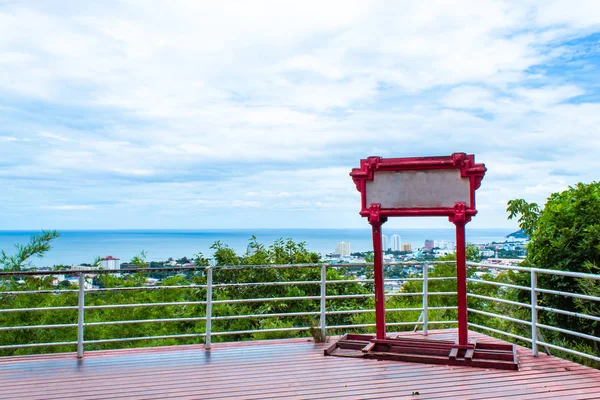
[
  {"xmin": 0, "ymin": 231, "xmax": 60, "ymax": 271},
  {"xmin": 506, "ymin": 199, "xmax": 541, "ymax": 237},
  {"xmin": 130, "ymin": 250, "xmax": 148, "ymax": 268},
  {"xmin": 193, "ymin": 252, "xmax": 210, "ymax": 267},
  {"xmin": 506, "ymin": 182, "xmax": 600, "ymax": 367}
]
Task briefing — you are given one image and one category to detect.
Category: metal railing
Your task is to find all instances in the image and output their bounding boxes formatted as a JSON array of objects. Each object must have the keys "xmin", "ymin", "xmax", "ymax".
[
  {"xmin": 0, "ymin": 262, "xmax": 457, "ymax": 358},
  {"xmin": 466, "ymin": 261, "xmax": 600, "ymax": 365},
  {"xmin": 2, "ymin": 261, "xmax": 598, "ymax": 366}
]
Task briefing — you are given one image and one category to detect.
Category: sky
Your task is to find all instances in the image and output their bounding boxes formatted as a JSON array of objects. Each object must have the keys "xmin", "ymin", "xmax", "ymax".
[{"xmin": 1, "ymin": 0, "xmax": 599, "ymax": 230}]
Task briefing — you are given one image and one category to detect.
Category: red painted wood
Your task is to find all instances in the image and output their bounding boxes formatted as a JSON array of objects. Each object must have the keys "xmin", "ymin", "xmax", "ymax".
[
  {"xmin": 454, "ymin": 219, "xmax": 468, "ymax": 345},
  {"xmin": 370, "ymin": 217, "xmax": 386, "ymax": 340},
  {"xmin": 349, "ymin": 152, "xmax": 486, "ymax": 219}
]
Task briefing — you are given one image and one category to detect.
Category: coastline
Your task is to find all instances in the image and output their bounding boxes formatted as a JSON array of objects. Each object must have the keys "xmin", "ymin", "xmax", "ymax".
[{"xmin": 0, "ymin": 228, "xmax": 515, "ymax": 267}]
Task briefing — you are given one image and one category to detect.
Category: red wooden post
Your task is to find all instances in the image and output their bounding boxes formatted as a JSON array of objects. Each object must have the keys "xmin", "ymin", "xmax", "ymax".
[
  {"xmin": 450, "ymin": 202, "xmax": 471, "ymax": 346},
  {"xmin": 455, "ymin": 221, "xmax": 468, "ymax": 345},
  {"xmin": 370, "ymin": 219, "xmax": 386, "ymax": 339}
]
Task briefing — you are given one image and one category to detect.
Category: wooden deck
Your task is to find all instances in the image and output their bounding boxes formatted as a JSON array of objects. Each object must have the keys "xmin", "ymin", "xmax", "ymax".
[{"xmin": 1, "ymin": 329, "xmax": 599, "ymax": 400}]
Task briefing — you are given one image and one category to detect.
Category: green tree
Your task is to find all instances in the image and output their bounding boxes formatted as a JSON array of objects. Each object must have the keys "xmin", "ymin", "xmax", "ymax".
[
  {"xmin": 507, "ymin": 182, "xmax": 600, "ymax": 364},
  {"xmin": 0, "ymin": 231, "xmax": 60, "ymax": 271},
  {"xmin": 130, "ymin": 250, "xmax": 148, "ymax": 268}
]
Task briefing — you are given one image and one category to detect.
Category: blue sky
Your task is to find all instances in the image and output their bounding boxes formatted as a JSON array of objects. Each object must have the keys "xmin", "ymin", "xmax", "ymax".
[{"xmin": 1, "ymin": 0, "xmax": 599, "ymax": 230}]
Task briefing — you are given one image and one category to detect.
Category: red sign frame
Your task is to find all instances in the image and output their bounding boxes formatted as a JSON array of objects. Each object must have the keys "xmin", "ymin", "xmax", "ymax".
[
  {"xmin": 350, "ymin": 152, "xmax": 486, "ymax": 220},
  {"xmin": 350, "ymin": 152, "xmax": 486, "ymax": 346}
]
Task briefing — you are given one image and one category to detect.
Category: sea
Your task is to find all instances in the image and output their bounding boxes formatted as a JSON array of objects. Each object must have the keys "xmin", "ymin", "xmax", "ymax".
[{"xmin": 0, "ymin": 229, "xmax": 514, "ymax": 268}]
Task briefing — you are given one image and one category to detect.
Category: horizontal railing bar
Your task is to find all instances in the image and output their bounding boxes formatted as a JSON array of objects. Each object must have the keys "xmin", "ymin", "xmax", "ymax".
[
  {"xmin": 425, "ymin": 277, "xmax": 456, "ymax": 281},
  {"xmin": 536, "ymin": 340, "xmax": 600, "ymax": 363},
  {"xmin": 84, "ymin": 333, "xmax": 206, "ymax": 345},
  {"xmin": 87, "ymin": 285, "xmax": 207, "ymax": 292},
  {"xmin": 0, "ymin": 305, "xmax": 78, "ymax": 313},
  {"xmin": 7, "ymin": 260, "xmax": 599, "ymax": 280},
  {"xmin": 0, "ymin": 323, "xmax": 77, "ymax": 332},
  {"xmin": 326, "ymin": 320, "xmax": 457, "ymax": 330},
  {"xmin": 386, "ymin": 321, "xmax": 425, "ymax": 327},
  {"xmin": 1, "ymin": 289, "xmax": 79, "ymax": 295},
  {"xmin": 85, "ymin": 301, "xmax": 206, "ymax": 310},
  {"xmin": 214, "ymin": 278, "xmax": 430, "ymax": 287},
  {"xmin": 467, "ymin": 322, "xmax": 532, "ymax": 343},
  {"xmin": 427, "ymin": 320, "xmax": 458, "ymax": 325},
  {"xmin": 212, "ymin": 296, "xmax": 320, "ymax": 304},
  {"xmin": 467, "ymin": 278, "xmax": 530, "ymax": 291},
  {"xmin": 213, "ymin": 311, "xmax": 319, "ymax": 321},
  {"xmin": 537, "ymin": 323, "xmax": 600, "ymax": 343},
  {"xmin": 0, "ymin": 341, "xmax": 78, "ymax": 350},
  {"xmin": 0, "ymin": 307, "xmax": 460, "ymax": 332},
  {"xmin": 211, "ymin": 327, "xmax": 310, "ymax": 336},
  {"xmin": 468, "ymin": 262, "xmax": 600, "ymax": 280},
  {"xmin": 0, "ymin": 277, "xmax": 456, "ymax": 295},
  {"xmin": 214, "ymin": 281, "xmax": 319, "ymax": 288},
  {"xmin": 467, "ymin": 308, "xmax": 532, "ymax": 326},
  {"xmin": 467, "ymin": 262, "xmax": 531, "ymax": 273},
  {"xmin": 326, "ymin": 306, "xmax": 457, "ymax": 316},
  {"xmin": 0, "ymin": 285, "xmax": 209, "ymax": 295},
  {"xmin": 327, "ymin": 323, "xmax": 375, "ymax": 329},
  {"xmin": 212, "ymin": 292, "xmax": 456, "ymax": 304},
  {"xmin": 0, "ymin": 261, "xmax": 453, "ymax": 277},
  {"xmin": 420, "ymin": 291, "xmax": 456, "ymax": 296},
  {"xmin": 85, "ymin": 317, "xmax": 207, "ymax": 327},
  {"xmin": 324, "ymin": 294, "xmax": 373, "ymax": 300},
  {"xmin": 536, "ymin": 305, "xmax": 600, "ymax": 323},
  {"xmin": 535, "ymin": 288, "xmax": 600, "ymax": 302},
  {"xmin": 0, "ymin": 266, "xmax": 208, "ymax": 276},
  {"xmin": 467, "ymin": 293, "xmax": 532, "ymax": 308}
]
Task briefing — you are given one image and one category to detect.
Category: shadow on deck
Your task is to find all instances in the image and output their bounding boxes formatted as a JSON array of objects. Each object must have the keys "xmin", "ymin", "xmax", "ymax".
[{"xmin": 1, "ymin": 329, "xmax": 599, "ymax": 400}]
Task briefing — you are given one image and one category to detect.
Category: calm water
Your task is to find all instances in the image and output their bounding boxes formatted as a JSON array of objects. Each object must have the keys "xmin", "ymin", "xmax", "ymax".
[{"xmin": 0, "ymin": 229, "xmax": 513, "ymax": 267}]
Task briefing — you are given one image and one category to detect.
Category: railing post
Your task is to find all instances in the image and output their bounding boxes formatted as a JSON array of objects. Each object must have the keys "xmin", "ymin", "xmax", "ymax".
[
  {"xmin": 320, "ymin": 264, "xmax": 327, "ymax": 339},
  {"xmin": 205, "ymin": 266, "xmax": 213, "ymax": 350},
  {"xmin": 531, "ymin": 269, "xmax": 538, "ymax": 357},
  {"xmin": 422, "ymin": 264, "xmax": 429, "ymax": 336},
  {"xmin": 77, "ymin": 272, "xmax": 85, "ymax": 358}
]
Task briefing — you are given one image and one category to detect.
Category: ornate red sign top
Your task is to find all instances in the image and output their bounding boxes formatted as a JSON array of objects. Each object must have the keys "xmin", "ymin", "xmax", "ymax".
[{"xmin": 350, "ymin": 153, "xmax": 486, "ymax": 223}]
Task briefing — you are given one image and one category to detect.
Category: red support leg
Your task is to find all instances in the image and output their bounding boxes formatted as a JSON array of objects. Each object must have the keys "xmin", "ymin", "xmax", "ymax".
[
  {"xmin": 454, "ymin": 220, "xmax": 468, "ymax": 346},
  {"xmin": 369, "ymin": 213, "xmax": 387, "ymax": 340}
]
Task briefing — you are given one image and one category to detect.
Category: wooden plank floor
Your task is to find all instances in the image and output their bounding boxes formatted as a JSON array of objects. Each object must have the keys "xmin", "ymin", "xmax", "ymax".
[{"xmin": 1, "ymin": 329, "xmax": 599, "ymax": 400}]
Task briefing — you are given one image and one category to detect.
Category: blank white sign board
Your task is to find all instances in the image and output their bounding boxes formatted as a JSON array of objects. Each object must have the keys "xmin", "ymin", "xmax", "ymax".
[{"xmin": 365, "ymin": 169, "xmax": 471, "ymax": 209}]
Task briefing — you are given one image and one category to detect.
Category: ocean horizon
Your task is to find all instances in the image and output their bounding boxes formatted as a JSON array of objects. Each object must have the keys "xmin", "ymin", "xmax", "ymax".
[{"xmin": 0, "ymin": 228, "xmax": 515, "ymax": 267}]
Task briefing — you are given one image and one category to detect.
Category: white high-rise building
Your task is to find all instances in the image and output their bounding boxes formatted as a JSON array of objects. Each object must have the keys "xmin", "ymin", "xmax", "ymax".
[
  {"xmin": 335, "ymin": 242, "xmax": 351, "ymax": 257},
  {"xmin": 382, "ymin": 235, "xmax": 390, "ymax": 251},
  {"xmin": 100, "ymin": 256, "xmax": 120, "ymax": 270},
  {"xmin": 391, "ymin": 235, "xmax": 401, "ymax": 252}
]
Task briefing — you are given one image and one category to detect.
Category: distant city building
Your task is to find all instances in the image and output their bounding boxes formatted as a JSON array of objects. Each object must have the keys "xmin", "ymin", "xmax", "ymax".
[
  {"xmin": 391, "ymin": 234, "xmax": 401, "ymax": 251},
  {"xmin": 101, "ymin": 256, "xmax": 120, "ymax": 270},
  {"xmin": 480, "ymin": 249, "xmax": 494, "ymax": 257},
  {"xmin": 424, "ymin": 240, "xmax": 434, "ymax": 251},
  {"xmin": 382, "ymin": 235, "xmax": 390, "ymax": 251},
  {"xmin": 335, "ymin": 242, "xmax": 351, "ymax": 257},
  {"xmin": 401, "ymin": 244, "xmax": 412, "ymax": 252},
  {"xmin": 434, "ymin": 240, "xmax": 454, "ymax": 250}
]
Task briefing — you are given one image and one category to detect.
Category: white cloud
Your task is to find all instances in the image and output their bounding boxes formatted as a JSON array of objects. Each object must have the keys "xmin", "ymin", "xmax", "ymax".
[{"xmin": 0, "ymin": 0, "xmax": 599, "ymax": 229}]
